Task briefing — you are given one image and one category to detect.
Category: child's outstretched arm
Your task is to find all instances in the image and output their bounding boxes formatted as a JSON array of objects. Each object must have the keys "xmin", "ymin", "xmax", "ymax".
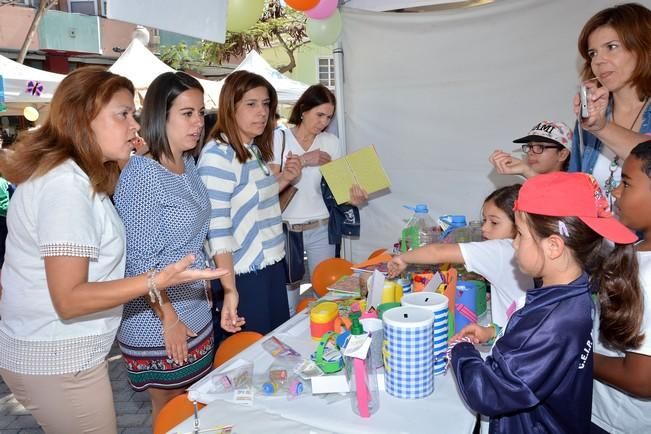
[
  {"xmin": 387, "ymin": 243, "xmax": 464, "ymax": 278},
  {"xmin": 594, "ymin": 353, "xmax": 651, "ymax": 398},
  {"xmin": 451, "ymin": 323, "xmax": 497, "ymax": 345}
]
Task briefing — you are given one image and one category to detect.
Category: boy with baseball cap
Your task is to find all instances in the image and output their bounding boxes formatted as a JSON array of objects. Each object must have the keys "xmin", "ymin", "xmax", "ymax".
[{"xmin": 490, "ymin": 120, "xmax": 573, "ymax": 178}]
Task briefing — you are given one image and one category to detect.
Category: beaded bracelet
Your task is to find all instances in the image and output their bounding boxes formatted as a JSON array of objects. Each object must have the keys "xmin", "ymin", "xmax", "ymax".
[
  {"xmin": 147, "ymin": 269, "xmax": 163, "ymax": 305},
  {"xmin": 486, "ymin": 323, "xmax": 502, "ymax": 345}
]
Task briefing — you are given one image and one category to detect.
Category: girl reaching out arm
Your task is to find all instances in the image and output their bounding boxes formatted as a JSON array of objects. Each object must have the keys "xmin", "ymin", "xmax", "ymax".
[
  {"xmin": 388, "ymin": 185, "xmax": 520, "ymax": 277},
  {"xmin": 388, "ymin": 184, "xmax": 529, "ymax": 328}
]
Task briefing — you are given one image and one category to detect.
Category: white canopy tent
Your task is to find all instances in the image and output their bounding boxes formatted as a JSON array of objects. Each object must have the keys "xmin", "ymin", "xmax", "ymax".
[
  {"xmin": 107, "ymin": 42, "xmax": 308, "ymax": 111},
  {"xmin": 335, "ymin": 0, "xmax": 628, "ymax": 261},
  {"xmin": 0, "ymin": 54, "xmax": 64, "ymax": 116},
  {"xmin": 225, "ymin": 50, "xmax": 309, "ymax": 104},
  {"xmin": 108, "ymin": 39, "xmax": 221, "ymax": 111}
]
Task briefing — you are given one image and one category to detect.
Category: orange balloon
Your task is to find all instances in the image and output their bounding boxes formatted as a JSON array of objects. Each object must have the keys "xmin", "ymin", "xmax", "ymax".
[
  {"xmin": 286, "ymin": 0, "xmax": 319, "ymax": 12},
  {"xmin": 311, "ymin": 258, "xmax": 353, "ymax": 297}
]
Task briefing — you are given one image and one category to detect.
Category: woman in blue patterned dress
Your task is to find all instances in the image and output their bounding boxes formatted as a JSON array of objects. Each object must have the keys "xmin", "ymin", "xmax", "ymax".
[
  {"xmin": 114, "ymin": 72, "xmax": 242, "ymax": 419},
  {"xmin": 198, "ymin": 71, "xmax": 300, "ymax": 342}
]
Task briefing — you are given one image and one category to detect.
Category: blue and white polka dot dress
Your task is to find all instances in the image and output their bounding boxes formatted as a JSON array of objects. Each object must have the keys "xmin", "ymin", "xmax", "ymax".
[{"xmin": 114, "ymin": 154, "xmax": 214, "ymax": 390}]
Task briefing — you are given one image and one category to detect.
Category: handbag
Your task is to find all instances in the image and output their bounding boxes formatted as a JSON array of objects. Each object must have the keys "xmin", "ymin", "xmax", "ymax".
[
  {"xmin": 278, "ymin": 130, "xmax": 298, "ymax": 213},
  {"xmin": 283, "ymin": 223, "xmax": 305, "ymax": 284}
]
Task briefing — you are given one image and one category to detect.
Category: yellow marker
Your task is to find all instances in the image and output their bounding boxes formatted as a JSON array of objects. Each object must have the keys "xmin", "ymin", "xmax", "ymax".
[{"xmin": 382, "ymin": 339, "xmax": 391, "ymax": 372}]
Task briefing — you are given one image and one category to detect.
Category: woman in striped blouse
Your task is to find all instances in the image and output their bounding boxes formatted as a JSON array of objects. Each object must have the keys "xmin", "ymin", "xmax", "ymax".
[{"xmin": 198, "ymin": 71, "xmax": 301, "ymax": 342}]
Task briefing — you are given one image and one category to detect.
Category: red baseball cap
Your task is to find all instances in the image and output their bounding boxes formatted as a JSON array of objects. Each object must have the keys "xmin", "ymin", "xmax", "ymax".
[{"xmin": 513, "ymin": 172, "xmax": 637, "ymax": 244}]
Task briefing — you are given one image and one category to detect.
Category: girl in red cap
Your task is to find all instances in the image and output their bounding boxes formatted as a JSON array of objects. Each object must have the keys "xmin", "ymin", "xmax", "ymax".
[{"xmin": 448, "ymin": 171, "xmax": 640, "ymax": 434}]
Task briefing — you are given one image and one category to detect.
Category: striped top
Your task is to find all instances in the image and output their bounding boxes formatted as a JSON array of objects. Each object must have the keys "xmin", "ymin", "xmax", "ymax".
[{"xmin": 198, "ymin": 138, "xmax": 285, "ymax": 275}]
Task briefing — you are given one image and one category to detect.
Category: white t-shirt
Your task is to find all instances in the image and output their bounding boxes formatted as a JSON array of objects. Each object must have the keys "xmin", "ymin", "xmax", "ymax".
[
  {"xmin": 459, "ymin": 239, "xmax": 531, "ymax": 328},
  {"xmin": 272, "ymin": 129, "xmax": 342, "ymax": 225},
  {"xmin": 591, "ymin": 250, "xmax": 651, "ymax": 434},
  {"xmin": 0, "ymin": 160, "xmax": 125, "ymax": 375}
]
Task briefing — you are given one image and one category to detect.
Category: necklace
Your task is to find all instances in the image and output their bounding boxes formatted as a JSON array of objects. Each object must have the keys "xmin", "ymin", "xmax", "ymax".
[
  {"xmin": 604, "ymin": 96, "xmax": 649, "ymax": 201},
  {"xmin": 291, "ymin": 127, "xmax": 315, "ymax": 151},
  {"xmin": 249, "ymin": 144, "xmax": 270, "ymax": 176}
]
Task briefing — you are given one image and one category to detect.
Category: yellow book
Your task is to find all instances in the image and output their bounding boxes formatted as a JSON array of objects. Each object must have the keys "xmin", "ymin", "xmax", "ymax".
[{"xmin": 320, "ymin": 145, "xmax": 391, "ymax": 204}]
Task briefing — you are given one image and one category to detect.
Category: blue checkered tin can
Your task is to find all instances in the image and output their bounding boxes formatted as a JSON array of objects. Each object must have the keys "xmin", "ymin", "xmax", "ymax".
[
  {"xmin": 382, "ymin": 306, "xmax": 434, "ymax": 399},
  {"xmin": 401, "ymin": 292, "xmax": 449, "ymax": 376}
]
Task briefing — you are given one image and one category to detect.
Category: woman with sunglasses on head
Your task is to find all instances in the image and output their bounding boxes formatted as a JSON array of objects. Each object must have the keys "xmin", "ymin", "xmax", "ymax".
[
  {"xmin": 490, "ymin": 120, "xmax": 572, "ymax": 178},
  {"xmin": 198, "ymin": 71, "xmax": 301, "ymax": 344},
  {"xmin": 571, "ymin": 3, "xmax": 651, "ymax": 202}
]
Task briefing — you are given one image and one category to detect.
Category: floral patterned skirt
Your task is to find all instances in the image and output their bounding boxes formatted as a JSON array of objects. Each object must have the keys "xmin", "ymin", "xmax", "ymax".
[{"xmin": 119, "ymin": 322, "xmax": 214, "ymax": 392}]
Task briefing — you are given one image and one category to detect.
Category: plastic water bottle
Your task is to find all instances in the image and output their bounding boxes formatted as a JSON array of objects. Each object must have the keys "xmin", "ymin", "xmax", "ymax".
[
  {"xmin": 438, "ymin": 215, "xmax": 467, "ymax": 242},
  {"xmin": 468, "ymin": 219, "xmax": 483, "ymax": 242},
  {"xmin": 441, "ymin": 218, "xmax": 482, "ymax": 243},
  {"xmin": 401, "ymin": 204, "xmax": 438, "ymax": 251}
]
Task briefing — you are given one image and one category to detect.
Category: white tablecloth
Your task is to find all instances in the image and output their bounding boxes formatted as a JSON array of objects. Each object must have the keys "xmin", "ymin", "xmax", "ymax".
[{"xmin": 173, "ymin": 310, "xmax": 477, "ymax": 434}]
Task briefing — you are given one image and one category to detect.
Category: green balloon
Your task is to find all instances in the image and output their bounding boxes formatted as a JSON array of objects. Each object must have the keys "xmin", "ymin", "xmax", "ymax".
[
  {"xmin": 227, "ymin": 0, "xmax": 265, "ymax": 33},
  {"xmin": 306, "ymin": 9, "xmax": 342, "ymax": 46}
]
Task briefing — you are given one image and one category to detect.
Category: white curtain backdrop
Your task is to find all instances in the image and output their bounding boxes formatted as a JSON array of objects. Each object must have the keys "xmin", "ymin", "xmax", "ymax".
[{"xmin": 339, "ymin": 0, "xmax": 641, "ymax": 261}]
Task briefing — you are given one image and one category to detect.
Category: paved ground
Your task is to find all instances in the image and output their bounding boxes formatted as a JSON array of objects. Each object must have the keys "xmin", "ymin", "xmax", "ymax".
[{"xmin": 0, "ymin": 342, "xmax": 153, "ymax": 434}]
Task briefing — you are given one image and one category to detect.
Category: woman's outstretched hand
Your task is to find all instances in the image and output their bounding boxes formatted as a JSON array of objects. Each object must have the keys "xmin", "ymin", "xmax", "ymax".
[{"xmin": 157, "ymin": 255, "xmax": 230, "ymax": 290}]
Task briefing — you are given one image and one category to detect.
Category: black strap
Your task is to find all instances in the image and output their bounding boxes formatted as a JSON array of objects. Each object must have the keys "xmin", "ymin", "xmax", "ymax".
[{"xmin": 280, "ymin": 130, "xmax": 286, "ymax": 171}]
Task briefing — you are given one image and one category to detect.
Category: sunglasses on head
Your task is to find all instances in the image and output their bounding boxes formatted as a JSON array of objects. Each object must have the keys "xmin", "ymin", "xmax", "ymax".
[{"xmin": 521, "ymin": 144, "xmax": 563, "ymax": 154}]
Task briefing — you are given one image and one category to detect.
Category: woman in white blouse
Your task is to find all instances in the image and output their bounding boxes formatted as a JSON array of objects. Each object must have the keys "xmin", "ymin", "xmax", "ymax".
[
  {"xmin": 270, "ymin": 85, "xmax": 366, "ymax": 313},
  {"xmin": 0, "ymin": 67, "xmax": 226, "ymax": 434}
]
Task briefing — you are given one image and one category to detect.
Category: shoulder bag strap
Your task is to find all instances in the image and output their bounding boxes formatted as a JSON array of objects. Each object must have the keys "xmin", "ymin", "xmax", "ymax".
[{"xmin": 280, "ymin": 130, "xmax": 286, "ymax": 171}]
